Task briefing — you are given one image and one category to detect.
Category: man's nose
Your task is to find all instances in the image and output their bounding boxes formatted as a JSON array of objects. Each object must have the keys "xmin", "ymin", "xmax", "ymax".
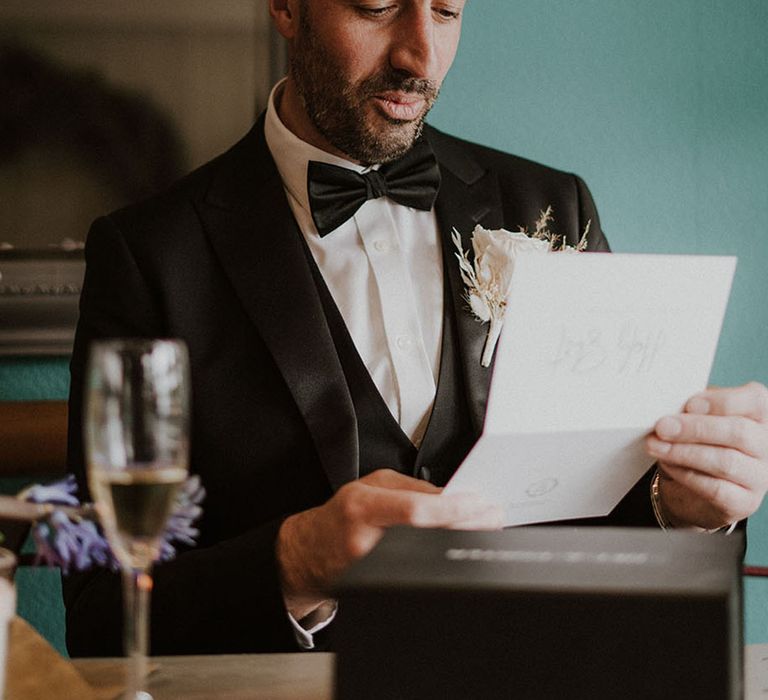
[{"xmin": 389, "ymin": 8, "xmax": 438, "ymax": 78}]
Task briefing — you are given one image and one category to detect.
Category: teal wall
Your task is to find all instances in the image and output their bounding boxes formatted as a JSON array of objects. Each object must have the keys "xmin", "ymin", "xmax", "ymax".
[
  {"xmin": 2, "ymin": 0, "xmax": 767, "ymax": 651},
  {"xmin": 430, "ymin": 0, "xmax": 768, "ymax": 643},
  {"xmin": 0, "ymin": 358, "xmax": 69, "ymax": 655},
  {"xmin": 0, "ymin": 358, "xmax": 69, "ymax": 401}
]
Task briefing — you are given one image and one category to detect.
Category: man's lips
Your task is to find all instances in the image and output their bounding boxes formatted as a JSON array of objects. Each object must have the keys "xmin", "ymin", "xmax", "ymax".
[{"xmin": 372, "ymin": 92, "xmax": 426, "ymax": 121}]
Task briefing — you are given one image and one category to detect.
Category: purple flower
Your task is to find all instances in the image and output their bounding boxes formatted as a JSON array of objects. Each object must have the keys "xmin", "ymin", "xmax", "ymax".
[
  {"xmin": 33, "ymin": 511, "xmax": 115, "ymax": 574},
  {"xmin": 157, "ymin": 474, "xmax": 206, "ymax": 562},
  {"xmin": 23, "ymin": 474, "xmax": 80, "ymax": 507},
  {"xmin": 26, "ymin": 474, "xmax": 205, "ymax": 572}
]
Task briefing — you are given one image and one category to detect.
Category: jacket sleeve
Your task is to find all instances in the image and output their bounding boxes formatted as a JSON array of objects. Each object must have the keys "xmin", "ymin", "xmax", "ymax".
[{"xmin": 64, "ymin": 215, "xmax": 300, "ymax": 656}]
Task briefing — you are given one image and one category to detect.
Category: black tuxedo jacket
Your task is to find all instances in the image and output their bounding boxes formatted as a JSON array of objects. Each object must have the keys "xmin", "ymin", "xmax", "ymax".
[{"xmin": 64, "ymin": 117, "xmax": 657, "ymax": 656}]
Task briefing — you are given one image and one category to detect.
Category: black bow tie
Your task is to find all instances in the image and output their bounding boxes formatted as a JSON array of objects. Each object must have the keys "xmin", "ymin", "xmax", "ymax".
[{"xmin": 306, "ymin": 139, "xmax": 441, "ymax": 237}]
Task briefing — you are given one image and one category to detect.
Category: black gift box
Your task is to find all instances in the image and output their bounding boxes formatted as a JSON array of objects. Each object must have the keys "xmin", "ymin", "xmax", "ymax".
[{"xmin": 334, "ymin": 527, "xmax": 743, "ymax": 700}]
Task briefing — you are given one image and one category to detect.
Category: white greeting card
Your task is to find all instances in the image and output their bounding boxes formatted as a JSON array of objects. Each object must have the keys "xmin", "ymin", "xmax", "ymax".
[{"xmin": 444, "ymin": 252, "xmax": 737, "ymax": 526}]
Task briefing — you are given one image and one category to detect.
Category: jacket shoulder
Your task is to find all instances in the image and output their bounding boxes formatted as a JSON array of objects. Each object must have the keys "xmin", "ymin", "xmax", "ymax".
[
  {"xmin": 424, "ymin": 124, "xmax": 607, "ymax": 250},
  {"xmin": 424, "ymin": 123, "xmax": 577, "ymax": 185},
  {"xmin": 102, "ymin": 117, "xmax": 270, "ymax": 242}
]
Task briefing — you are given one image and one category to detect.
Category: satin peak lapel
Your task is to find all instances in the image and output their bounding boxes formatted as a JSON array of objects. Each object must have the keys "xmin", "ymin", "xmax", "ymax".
[
  {"xmin": 429, "ymin": 133, "xmax": 503, "ymax": 435},
  {"xmin": 195, "ymin": 123, "xmax": 357, "ymax": 491}
]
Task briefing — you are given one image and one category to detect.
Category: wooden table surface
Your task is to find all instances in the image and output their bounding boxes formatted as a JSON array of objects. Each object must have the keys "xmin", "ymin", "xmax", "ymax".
[
  {"xmin": 73, "ymin": 653, "xmax": 334, "ymax": 700},
  {"xmin": 71, "ymin": 645, "xmax": 768, "ymax": 700},
  {"xmin": 73, "ymin": 645, "xmax": 768, "ymax": 700},
  {"xmin": 748, "ymin": 644, "xmax": 768, "ymax": 700}
]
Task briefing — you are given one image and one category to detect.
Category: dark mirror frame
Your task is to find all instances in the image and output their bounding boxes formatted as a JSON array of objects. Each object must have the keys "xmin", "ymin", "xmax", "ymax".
[{"xmin": 0, "ymin": 250, "xmax": 84, "ymax": 356}]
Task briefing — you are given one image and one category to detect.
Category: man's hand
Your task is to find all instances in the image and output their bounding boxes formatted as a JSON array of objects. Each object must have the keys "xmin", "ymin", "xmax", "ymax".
[
  {"xmin": 646, "ymin": 382, "xmax": 768, "ymax": 530},
  {"xmin": 276, "ymin": 469, "xmax": 504, "ymax": 620}
]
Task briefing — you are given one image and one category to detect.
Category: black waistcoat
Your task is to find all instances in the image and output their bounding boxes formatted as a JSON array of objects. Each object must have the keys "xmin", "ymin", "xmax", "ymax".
[{"xmin": 306, "ymin": 245, "xmax": 476, "ymax": 487}]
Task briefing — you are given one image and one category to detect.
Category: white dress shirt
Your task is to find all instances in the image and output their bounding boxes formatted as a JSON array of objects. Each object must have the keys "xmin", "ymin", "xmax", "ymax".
[{"xmin": 264, "ymin": 81, "xmax": 445, "ymax": 648}]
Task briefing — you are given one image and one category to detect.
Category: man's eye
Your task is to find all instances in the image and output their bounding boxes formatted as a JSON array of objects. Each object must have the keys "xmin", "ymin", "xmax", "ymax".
[
  {"xmin": 357, "ymin": 5, "xmax": 395, "ymax": 18},
  {"xmin": 433, "ymin": 7, "xmax": 462, "ymax": 21}
]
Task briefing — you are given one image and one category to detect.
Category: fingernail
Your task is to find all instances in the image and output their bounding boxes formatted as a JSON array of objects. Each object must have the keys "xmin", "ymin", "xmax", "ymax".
[
  {"xmin": 656, "ymin": 416, "xmax": 682, "ymax": 439},
  {"xmin": 648, "ymin": 437, "xmax": 671, "ymax": 455},
  {"xmin": 687, "ymin": 397, "xmax": 710, "ymax": 415}
]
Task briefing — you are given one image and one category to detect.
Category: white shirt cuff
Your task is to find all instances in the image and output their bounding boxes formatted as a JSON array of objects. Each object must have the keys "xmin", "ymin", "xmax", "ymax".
[{"xmin": 287, "ymin": 601, "xmax": 338, "ymax": 650}]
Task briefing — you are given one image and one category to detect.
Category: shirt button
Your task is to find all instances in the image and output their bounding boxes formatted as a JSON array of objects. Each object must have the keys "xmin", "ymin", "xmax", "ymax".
[
  {"xmin": 396, "ymin": 335, "xmax": 413, "ymax": 350},
  {"xmin": 373, "ymin": 240, "xmax": 390, "ymax": 253}
]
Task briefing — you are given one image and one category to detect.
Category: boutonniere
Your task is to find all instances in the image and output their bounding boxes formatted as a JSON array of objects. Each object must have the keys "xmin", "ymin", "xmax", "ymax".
[{"xmin": 452, "ymin": 206, "xmax": 590, "ymax": 367}]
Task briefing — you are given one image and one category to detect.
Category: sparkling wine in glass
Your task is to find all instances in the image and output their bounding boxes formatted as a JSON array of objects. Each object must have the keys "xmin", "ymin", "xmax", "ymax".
[{"xmin": 85, "ymin": 339, "xmax": 190, "ymax": 700}]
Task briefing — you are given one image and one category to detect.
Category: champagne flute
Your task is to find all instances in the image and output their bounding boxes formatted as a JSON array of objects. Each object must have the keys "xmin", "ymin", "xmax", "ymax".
[{"xmin": 85, "ymin": 339, "xmax": 190, "ymax": 700}]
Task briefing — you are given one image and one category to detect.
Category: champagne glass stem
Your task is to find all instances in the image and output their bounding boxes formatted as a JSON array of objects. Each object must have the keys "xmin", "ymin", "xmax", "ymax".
[{"xmin": 122, "ymin": 566, "xmax": 152, "ymax": 699}]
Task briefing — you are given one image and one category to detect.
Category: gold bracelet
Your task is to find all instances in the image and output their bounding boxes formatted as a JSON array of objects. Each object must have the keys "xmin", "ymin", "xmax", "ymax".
[
  {"xmin": 650, "ymin": 468, "xmax": 737, "ymax": 534},
  {"xmin": 650, "ymin": 469, "xmax": 671, "ymax": 530}
]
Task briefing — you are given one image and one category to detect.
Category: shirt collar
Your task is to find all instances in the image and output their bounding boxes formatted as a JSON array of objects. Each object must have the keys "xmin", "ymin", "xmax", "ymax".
[{"xmin": 264, "ymin": 79, "xmax": 370, "ymax": 215}]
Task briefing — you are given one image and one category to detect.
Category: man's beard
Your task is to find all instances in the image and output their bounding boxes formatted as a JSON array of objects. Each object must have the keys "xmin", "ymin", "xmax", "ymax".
[{"xmin": 290, "ymin": 15, "xmax": 440, "ymax": 164}]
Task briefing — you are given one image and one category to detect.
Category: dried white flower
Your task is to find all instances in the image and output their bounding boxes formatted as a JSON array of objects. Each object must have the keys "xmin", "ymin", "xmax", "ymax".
[{"xmin": 454, "ymin": 207, "xmax": 589, "ymax": 366}]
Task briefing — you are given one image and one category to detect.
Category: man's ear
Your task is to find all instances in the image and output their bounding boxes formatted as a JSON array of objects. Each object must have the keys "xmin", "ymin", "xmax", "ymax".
[{"xmin": 269, "ymin": 0, "xmax": 300, "ymax": 40}]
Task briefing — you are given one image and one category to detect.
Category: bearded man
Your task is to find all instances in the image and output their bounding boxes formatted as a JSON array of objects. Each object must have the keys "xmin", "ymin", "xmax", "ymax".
[{"xmin": 64, "ymin": 0, "xmax": 768, "ymax": 656}]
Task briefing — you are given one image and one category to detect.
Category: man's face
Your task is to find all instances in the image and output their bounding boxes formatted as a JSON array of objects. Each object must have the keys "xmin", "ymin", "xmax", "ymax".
[{"xmin": 289, "ymin": 1, "xmax": 465, "ymax": 164}]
